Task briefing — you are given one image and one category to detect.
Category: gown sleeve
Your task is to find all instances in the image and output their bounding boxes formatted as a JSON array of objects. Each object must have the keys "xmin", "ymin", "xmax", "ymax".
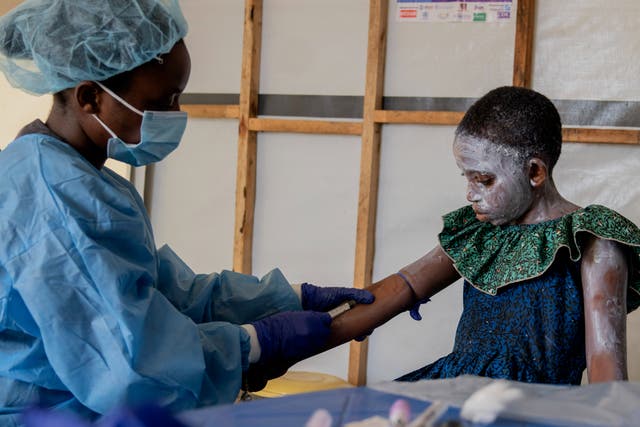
[
  {"xmin": 10, "ymin": 234, "xmax": 250, "ymax": 413},
  {"xmin": 9, "ymin": 236, "xmax": 249, "ymax": 414},
  {"xmin": 156, "ymin": 245, "xmax": 302, "ymax": 324}
]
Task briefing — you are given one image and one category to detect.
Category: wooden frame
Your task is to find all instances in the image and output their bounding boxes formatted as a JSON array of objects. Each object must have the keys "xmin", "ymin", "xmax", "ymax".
[
  {"xmin": 248, "ymin": 118, "xmax": 362, "ymax": 135},
  {"xmin": 178, "ymin": 0, "xmax": 639, "ymax": 386},
  {"xmin": 512, "ymin": 0, "xmax": 536, "ymax": 88},
  {"xmin": 349, "ymin": 0, "xmax": 389, "ymax": 386},
  {"xmin": 181, "ymin": 104, "xmax": 239, "ymax": 119},
  {"xmin": 563, "ymin": 128, "xmax": 640, "ymax": 145},
  {"xmin": 233, "ymin": 0, "xmax": 262, "ymax": 274}
]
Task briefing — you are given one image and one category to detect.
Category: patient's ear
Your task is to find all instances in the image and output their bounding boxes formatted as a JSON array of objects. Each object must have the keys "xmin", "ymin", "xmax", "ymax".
[{"xmin": 528, "ymin": 158, "xmax": 548, "ymax": 188}]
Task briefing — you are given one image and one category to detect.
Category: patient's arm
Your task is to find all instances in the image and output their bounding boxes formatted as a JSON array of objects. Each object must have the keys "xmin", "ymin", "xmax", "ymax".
[
  {"xmin": 243, "ymin": 246, "xmax": 459, "ymax": 391},
  {"xmin": 327, "ymin": 245, "xmax": 460, "ymax": 347},
  {"xmin": 581, "ymin": 236, "xmax": 628, "ymax": 382}
]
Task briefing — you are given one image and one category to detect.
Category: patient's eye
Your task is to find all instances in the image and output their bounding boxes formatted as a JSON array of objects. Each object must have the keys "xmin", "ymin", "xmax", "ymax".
[{"xmin": 474, "ymin": 174, "xmax": 494, "ymax": 186}]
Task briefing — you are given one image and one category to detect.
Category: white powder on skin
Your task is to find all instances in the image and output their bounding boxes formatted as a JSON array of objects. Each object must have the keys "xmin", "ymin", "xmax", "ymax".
[{"xmin": 453, "ymin": 135, "xmax": 532, "ymax": 225}]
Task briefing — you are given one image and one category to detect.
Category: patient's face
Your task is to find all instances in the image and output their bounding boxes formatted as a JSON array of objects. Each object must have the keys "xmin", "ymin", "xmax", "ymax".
[{"xmin": 453, "ymin": 134, "xmax": 533, "ymax": 225}]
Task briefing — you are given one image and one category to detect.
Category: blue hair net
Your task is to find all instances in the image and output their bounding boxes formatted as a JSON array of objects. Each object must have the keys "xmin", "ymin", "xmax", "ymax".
[{"xmin": 0, "ymin": 0, "xmax": 188, "ymax": 95}]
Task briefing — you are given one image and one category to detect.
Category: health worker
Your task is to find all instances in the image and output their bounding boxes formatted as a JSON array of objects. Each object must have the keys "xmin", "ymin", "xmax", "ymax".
[{"xmin": 0, "ymin": 0, "xmax": 373, "ymax": 424}]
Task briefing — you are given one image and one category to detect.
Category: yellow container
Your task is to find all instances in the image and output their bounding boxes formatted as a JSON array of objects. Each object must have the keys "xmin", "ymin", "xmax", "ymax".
[{"xmin": 252, "ymin": 371, "xmax": 353, "ymax": 398}]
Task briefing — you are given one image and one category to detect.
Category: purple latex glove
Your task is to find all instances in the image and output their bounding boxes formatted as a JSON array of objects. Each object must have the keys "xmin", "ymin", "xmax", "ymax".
[
  {"xmin": 301, "ymin": 283, "xmax": 374, "ymax": 312},
  {"xmin": 397, "ymin": 272, "xmax": 430, "ymax": 321},
  {"xmin": 407, "ymin": 296, "xmax": 431, "ymax": 321},
  {"xmin": 252, "ymin": 310, "xmax": 332, "ymax": 365},
  {"xmin": 245, "ymin": 311, "xmax": 332, "ymax": 392}
]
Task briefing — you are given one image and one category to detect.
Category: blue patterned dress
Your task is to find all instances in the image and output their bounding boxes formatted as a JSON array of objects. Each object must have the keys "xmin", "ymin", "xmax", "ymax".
[{"xmin": 397, "ymin": 205, "xmax": 640, "ymax": 385}]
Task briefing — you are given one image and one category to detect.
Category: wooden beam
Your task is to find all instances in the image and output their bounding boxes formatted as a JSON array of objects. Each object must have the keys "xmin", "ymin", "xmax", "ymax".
[
  {"xmin": 182, "ymin": 104, "xmax": 240, "ymax": 119},
  {"xmin": 512, "ymin": 0, "xmax": 536, "ymax": 87},
  {"xmin": 233, "ymin": 0, "xmax": 262, "ymax": 274},
  {"xmin": 374, "ymin": 110, "xmax": 464, "ymax": 125},
  {"xmin": 563, "ymin": 127, "xmax": 640, "ymax": 145},
  {"xmin": 349, "ymin": 0, "xmax": 388, "ymax": 387},
  {"xmin": 248, "ymin": 118, "xmax": 362, "ymax": 135}
]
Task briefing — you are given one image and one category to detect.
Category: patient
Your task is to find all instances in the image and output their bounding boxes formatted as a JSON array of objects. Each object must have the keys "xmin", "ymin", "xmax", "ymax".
[{"xmin": 328, "ymin": 86, "xmax": 640, "ymax": 385}]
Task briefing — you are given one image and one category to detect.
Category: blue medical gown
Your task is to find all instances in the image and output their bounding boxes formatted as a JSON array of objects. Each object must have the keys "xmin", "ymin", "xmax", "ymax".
[{"xmin": 0, "ymin": 131, "xmax": 302, "ymax": 422}]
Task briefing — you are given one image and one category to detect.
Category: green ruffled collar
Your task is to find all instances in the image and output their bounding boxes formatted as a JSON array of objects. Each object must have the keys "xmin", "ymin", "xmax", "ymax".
[{"xmin": 439, "ymin": 205, "xmax": 640, "ymax": 312}]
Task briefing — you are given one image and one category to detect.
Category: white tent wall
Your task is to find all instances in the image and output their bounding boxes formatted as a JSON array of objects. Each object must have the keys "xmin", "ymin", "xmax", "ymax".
[
  {"xmin": 0, "ymin": 0, "xmax": 638, "ymax": 385},
  {"xmin": 150, "ymin": 119, "xmax": 238, "ymax": 272},
  {"xmin": 533, "ymin": 1, "xmax": 640, "ymax": 101},
  {"xmin": 0, "ymin": 78, "xmax": 50, "ymax": 150}
]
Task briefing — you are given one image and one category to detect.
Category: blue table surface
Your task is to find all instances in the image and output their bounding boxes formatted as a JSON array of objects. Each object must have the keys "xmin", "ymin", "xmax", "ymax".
[{"xmin": 178, "ymin": 387, "xmax": 553, "ymax": 427}]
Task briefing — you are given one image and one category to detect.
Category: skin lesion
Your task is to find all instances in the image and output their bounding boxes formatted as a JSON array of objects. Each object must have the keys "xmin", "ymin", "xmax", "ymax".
[{"xmin": 580, "ymin": 236, "xmax": 628, "ymax": 382}]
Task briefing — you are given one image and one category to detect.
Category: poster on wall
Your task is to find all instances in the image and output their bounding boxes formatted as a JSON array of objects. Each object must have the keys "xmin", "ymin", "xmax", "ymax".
[{"xmin": 396, "ymin": 0, "xmax": 513, "ymax": 23}]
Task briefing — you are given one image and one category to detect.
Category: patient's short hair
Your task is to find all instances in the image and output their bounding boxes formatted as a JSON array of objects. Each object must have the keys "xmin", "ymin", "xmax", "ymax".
[{"xmin": 456, "ymin": 86, "xmax": 562, "ymax": 173}]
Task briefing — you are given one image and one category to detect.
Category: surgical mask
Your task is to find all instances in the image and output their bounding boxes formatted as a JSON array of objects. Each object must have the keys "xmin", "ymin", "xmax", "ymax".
[{"xmin": 92, "ymin": 81, "xmax": 188, "ymax": 166}]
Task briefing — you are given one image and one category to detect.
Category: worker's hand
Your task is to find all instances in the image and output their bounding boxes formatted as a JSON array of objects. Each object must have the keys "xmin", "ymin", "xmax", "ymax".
[
  {"xmin": 397, "ymin": 272, "xmax": 430, "ymax": 321},
  {"xmin": 244, "ymin": 310, "xmax": 332, "ymax": 391},
  {"xmin": 407, "ymin": 296, "xmax": 431, "ymax": 321},
  {"xmin": 252, "ymin": 310, "xmax": 332, "ymax": 365},
  {"xmin": 301, "ymin": 283, "xmax": 374, "ymax": 312}
]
